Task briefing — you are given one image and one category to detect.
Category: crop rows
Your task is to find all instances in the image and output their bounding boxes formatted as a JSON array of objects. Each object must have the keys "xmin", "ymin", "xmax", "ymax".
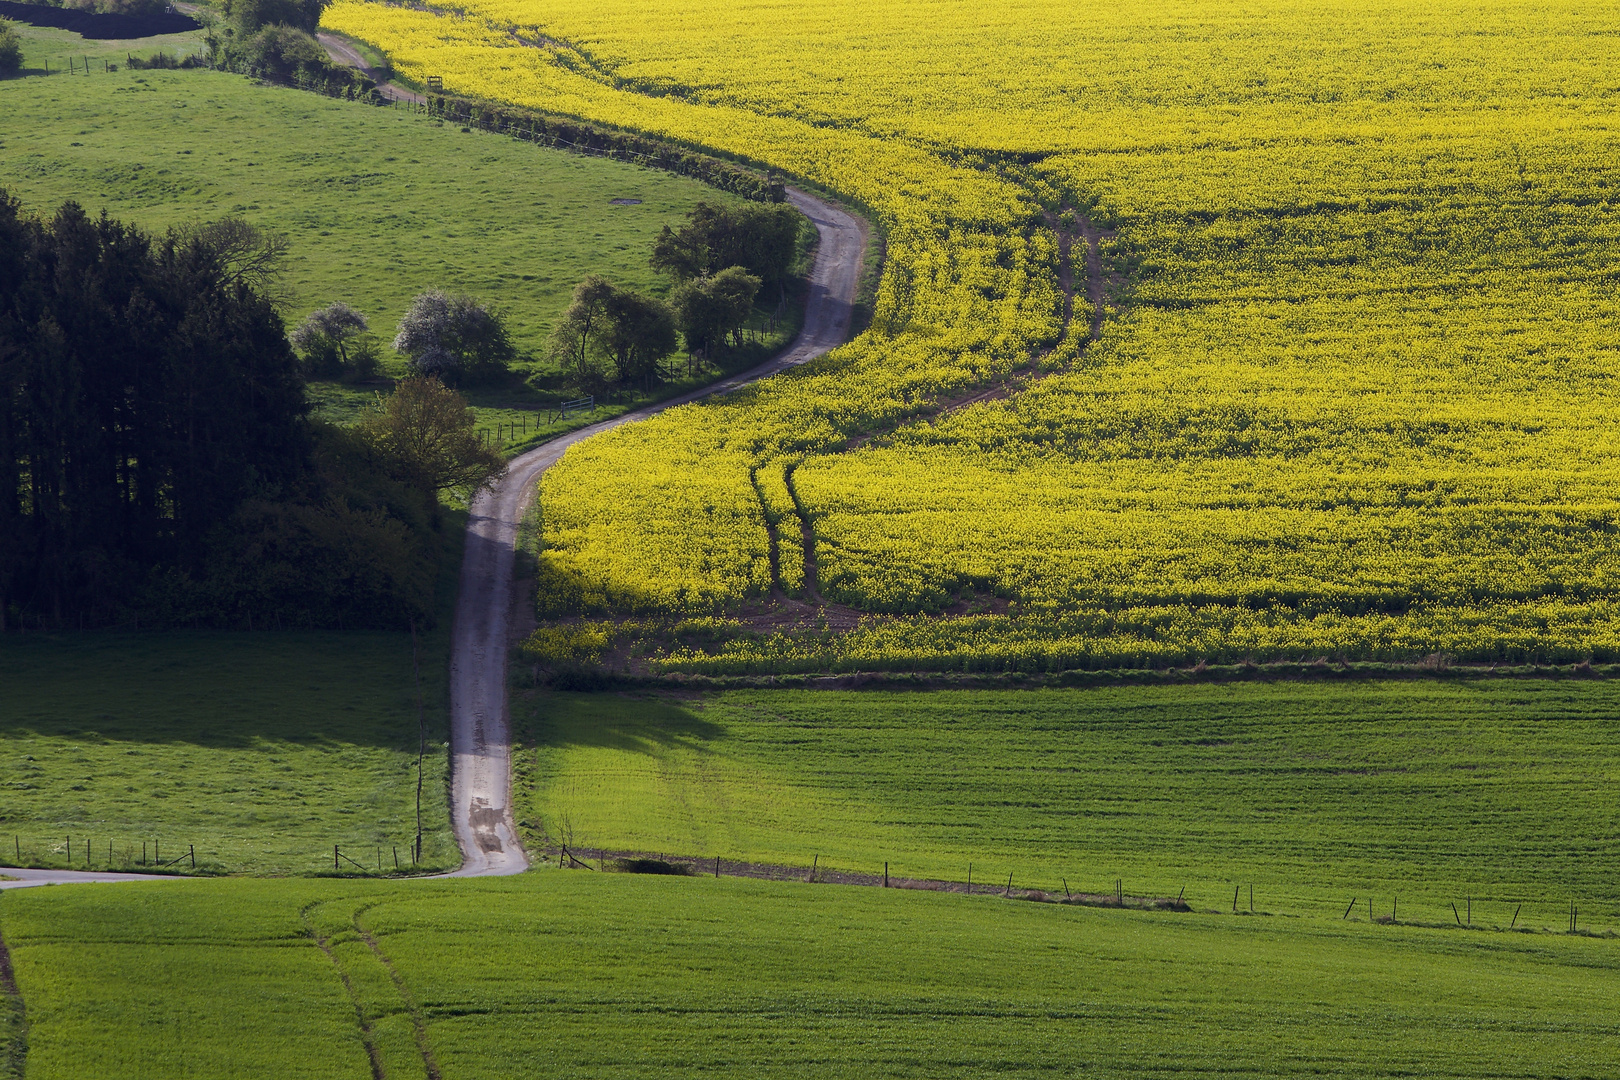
[
  {"xmin": 324, "ymin": 0, "xmax": 1620, "ymax": 664},
  {"xmin": 9, "ymin": 875, "xmax": 1620, "ymax": 1078}
]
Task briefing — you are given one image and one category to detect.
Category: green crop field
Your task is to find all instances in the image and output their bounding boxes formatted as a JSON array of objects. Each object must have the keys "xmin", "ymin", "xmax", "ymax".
[
  {"xmin": 0, "ymin": 41, "xmax": 755, "ymax": 370},
  {"xmin": 3, "ymin": 873, "xmax": 1616, "ymax": 1079},
  {"xmin": 514, "ymin": 681, "xmax": 1620, "ymax": 924}
]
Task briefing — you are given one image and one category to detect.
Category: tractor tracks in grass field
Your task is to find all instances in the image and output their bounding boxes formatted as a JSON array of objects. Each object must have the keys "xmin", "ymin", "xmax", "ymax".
[
  {"xmin": 302, "ymin": 899, "xmax": 444, "ymax": 1080},
  {"xmin": 446, "ymin": 187, "xmax": 866, "ymax": 876}
]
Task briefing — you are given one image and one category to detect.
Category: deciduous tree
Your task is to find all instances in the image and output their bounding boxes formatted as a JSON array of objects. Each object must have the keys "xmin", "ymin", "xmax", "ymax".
[
  {"xmin": 672, "ymin": 266, "xmax": 761, "ymax": 356},
  {"xmin": 393, "ymin": 289, "xmax": 514, "ymax": 385},
  {"xmin": 356, "ymin": 376, "xmax": 502, "ymax": 499}
]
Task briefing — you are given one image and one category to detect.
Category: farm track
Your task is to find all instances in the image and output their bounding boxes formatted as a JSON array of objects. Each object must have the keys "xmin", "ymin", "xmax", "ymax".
[
  {"xmin": 318, "ymin": 33, "xmax": 424, "ymax": 103},
  {"xmin": 0, "ymin": 868, "xmax": 180, "ymax": 890},
  {"xmin": 447, "ymin": 187, "xmax": 866, "ymax": 875}
]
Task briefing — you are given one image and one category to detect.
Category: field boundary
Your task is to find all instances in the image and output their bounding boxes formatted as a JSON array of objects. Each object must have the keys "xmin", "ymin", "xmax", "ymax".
[
  {"xmin": 533, "ymin": 845, "xmax": 1192, "ymax": 911},
  {"xmin": 559, "ymin": 657, "xmax": 1620, "ymax": 692}
]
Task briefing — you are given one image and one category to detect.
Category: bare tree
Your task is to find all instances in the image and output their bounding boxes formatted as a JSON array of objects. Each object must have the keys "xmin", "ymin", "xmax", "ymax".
[{"xmin": 173, "ymin": 217, "xmax": 293, "ymax": 307}]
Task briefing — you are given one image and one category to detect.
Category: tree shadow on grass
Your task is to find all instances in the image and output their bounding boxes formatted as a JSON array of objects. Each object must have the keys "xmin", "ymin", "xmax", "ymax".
[
  {"xmin": 0, "ymin": 626, "xmax": 429, "ymax": 751},
  {"xmin": 521, "ymin": 693, "xmax": 724, "ymax": 756}
]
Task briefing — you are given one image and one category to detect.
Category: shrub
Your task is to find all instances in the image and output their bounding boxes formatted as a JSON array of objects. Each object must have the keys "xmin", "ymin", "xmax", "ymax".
[
  {"xmin": 0, "ymin": 20, "xmax": 21, "ymax": 76},
  {"xmin": 291, "ymin": 301, "xmax": 375, "ymax": 379},
  {"xmin": 354, "ymin": 377, "xmax": 503, "ymax": 499},
  {"xmin": 392, "ymin": 289, "xmax": 514, "ymax": 384},
  {"xmin": 220, "ymin": 0, "xmax": 329, "ymax": 34}
]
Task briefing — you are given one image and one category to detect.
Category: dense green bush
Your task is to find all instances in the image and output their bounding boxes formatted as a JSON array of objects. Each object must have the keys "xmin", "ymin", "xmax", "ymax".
[
  {"xmin": 0, "ymin": 19, "xmax": 21, "ymax": 75},
  {"xmin": 219, "ymin": 0, "xmax": 328, "ymax": 34},
  {"xmin": 208, "ymin": 21, "xmax": 380, "ymax": 101}
]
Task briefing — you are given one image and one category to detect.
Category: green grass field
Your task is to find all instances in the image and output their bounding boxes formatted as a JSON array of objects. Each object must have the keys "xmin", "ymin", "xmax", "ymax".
[
  {"xmin": 3, "ymin": 873, "xmax": 1615, "ymax": 1079},
  {"xmin": 0, "ymin": 627, "xmax": 457, "ymax": 875},
  {"xmin": 514, "ymin": 681, "xmax": 1620, "ymax": 924},
  {"xmin": 0, "ymin": 514, "xmax": 468, "ymax": 876},
  {"xmin": 6, "ymin": 21, "xmax": 207, "ymax": 72},
  {"xmin": 0, "ymin": 44, "xmax": 753, "ymax": 366}
]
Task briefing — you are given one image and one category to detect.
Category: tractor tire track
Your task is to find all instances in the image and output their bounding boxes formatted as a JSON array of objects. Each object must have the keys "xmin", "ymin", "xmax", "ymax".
[{"xmin": 302, "ymin": 903, "xmax": 388, "ymax": 1080}]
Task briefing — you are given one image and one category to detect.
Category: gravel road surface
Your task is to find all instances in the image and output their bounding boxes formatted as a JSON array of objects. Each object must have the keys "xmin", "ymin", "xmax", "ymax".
[{"xmin": 446, "ymin": 186, "xmax": 865, "ymax": 875}]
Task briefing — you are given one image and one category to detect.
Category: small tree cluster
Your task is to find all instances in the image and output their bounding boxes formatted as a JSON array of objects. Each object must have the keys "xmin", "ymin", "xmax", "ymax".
[
  {"xmin": 650, "ymin": 200, "xmax": 801, "ymax": 301},
  {"xmin": 290, "ymin": 301, "xmax": 380, "ymax": 381},
  {"xmin": 549, "ymin": 276, "xmax": 678, "ymax": 394},
  {"xmin": 671, "ymin": 267, "xmax": 761, "ymax": 357},
  {"xmin": 0, "ymin": 193, "xmax": 307, "ymax": 623},
  {"xmin": 209, "ymin": 0, "xmax": 377, "ymax": 100},
  {"xmin": 219, "ymin": 0, "xmax": 330, "ymax": 34}
]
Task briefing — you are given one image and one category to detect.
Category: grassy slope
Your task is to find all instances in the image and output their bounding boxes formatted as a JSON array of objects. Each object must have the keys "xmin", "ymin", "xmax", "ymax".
[
  {"xmin": 4, "ymin": 874, "xmax": 1617, "ymax": 1079},
  {"xmin": 0, "ymin": 629, "xmax": 456, "ymax": 874},
  {"xmin": 0, "ymin": 49, "xmax": 748, "ymax": 365},
  {"xmin": 6, "ymin": 23, "xmax": 207, "ymax": 71},
  {"xmin": 514, "ymin": 681, "xmax": 1620, "ymax": 922},
  {"xmin": 0, "ymin": 516, "xmax": 469, "ymax": 876}
]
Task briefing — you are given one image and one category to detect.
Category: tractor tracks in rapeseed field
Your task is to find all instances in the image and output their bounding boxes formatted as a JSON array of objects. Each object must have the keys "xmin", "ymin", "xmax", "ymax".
[{"xmin": 742, "ymin": 204, "xmax": 1120, "ymax": 628}]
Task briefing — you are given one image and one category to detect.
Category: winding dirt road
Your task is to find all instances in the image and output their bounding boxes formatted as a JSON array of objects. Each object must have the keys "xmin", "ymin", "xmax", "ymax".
[{"xmin": 446, "ymin": 187, "xmax": 866, "ymax": 875}]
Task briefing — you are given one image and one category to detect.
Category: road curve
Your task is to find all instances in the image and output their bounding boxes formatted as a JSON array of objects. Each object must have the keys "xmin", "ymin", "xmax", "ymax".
[
  {"xmin": 0, "ymin": 868, "xmax": 181, "ymax": 890},
  {"xmin": 446, "ymin": 187, "xmax": 866, "ymax": 875},
  {"xmin": 317, "ymin": 33, "xmax": 425, "ymax": 103}
]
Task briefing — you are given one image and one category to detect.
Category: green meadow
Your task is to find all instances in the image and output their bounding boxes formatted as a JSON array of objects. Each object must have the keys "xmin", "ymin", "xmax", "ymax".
[
  {"xmin": 7, "ymin": 21, "xmax": 207, "ymax": 72},
  {"xmin": 0, "ymin": 53, "xmax": 753, "ymax": 366},
  {"xmin": 0, "ymin": 627, "xmax": 457, "ymax": 875},
  {"xmin": 0, "ymin": 513, "xmax": 467, "ymax": 876},
  {"xmin": 514, "ymin": 681, "xmax": 1620, "ymax": 924},
  {"xmin": 3, "ymin": 873, "xmax": 1616, "ymax": 1079}
]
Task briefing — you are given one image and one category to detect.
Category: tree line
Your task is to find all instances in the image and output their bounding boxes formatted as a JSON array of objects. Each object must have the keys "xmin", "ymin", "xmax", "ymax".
[
  {"xmin": 288, "ymin": 199, "xmax": 807, "ymax": 396},
  {"xmin": 0, "ymin": 192, "xmax": 498, "ymax": 630},
  {"xmin": 550, "ymin": 199, "xmax": 804, "ymax": 395}
]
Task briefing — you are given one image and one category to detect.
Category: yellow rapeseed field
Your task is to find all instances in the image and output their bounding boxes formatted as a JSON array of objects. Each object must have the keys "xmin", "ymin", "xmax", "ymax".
[{"xmin": 326, "ymin": 0, "xmax": 1620, "ymax": 666}]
